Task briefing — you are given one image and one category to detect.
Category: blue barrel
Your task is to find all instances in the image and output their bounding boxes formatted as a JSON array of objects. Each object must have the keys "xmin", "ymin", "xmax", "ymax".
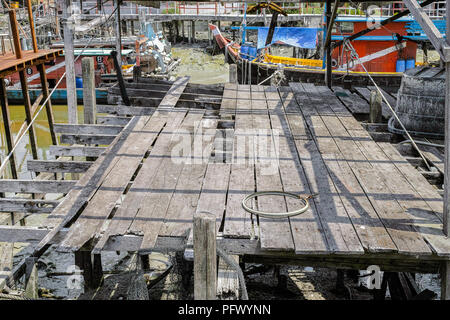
[
  {"xmin": 75, "ymin": 77, "xmax": 83, "ymax": 88},
  {"xmin": 405, "ymin": 59, "xmax": 415, "ymax": 70},
  {"xmin": 240, "ymin": 46, "xmax": 249, "ymax": 60},
  {"xmin": 248, "ymin": 46, "xmax": 257, "ymax": 60},
  {"xmin": 396, "ymin": 59, "xmax": 406, "ymax": 73}
]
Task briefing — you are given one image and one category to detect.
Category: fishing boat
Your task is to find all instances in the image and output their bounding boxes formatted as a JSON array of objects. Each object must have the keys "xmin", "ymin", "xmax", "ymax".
[{"xmin": 209, "ymin": 15, "xmax": 427, "ymax": 87}]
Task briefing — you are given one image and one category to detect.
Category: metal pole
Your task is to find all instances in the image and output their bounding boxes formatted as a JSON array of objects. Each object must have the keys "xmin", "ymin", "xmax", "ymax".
[{"xmin": 64, "ymin": 0, "xmax": 78, "ymax": 124}]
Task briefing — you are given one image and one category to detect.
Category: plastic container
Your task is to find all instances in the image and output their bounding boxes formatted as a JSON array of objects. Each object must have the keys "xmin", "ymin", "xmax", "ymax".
[
  {"xmin": 248, "ymin": 46, "xmax": 257, "ymax": 61},
  {"xmin": 240, "ymin": 45, "xmax": 250, "ymax": 60},
  {"xmin": 405, "ymin": 58, "xmax": 415, "ymax": 70},
  {"xmin": 396, "ymin": 59, "xmax": 406, "ymax": 73},
  {"xmin": 75, "ymin": 77, "xmax": 83, "ymax": 88}
]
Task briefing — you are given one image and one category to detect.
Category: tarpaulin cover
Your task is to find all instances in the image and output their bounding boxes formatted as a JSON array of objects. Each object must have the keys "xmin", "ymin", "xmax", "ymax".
[{"xmin": 257, "ymin": 27, "xmax": 318, "ymax": 49}]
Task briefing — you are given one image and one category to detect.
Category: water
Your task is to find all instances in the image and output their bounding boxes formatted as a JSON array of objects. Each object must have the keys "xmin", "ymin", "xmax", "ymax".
[
  {"xmin": 171, "ymin": 44, "xmax": 229, "ymax": 84},
  {"xmin": 0, "ymin": 105, "xmax": 85, "ymax": 179}
]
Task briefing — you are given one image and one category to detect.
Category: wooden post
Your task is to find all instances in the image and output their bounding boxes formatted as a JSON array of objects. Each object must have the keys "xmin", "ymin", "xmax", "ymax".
[
  {"xmin": 0, "ymin": 79, "xmax": 18, "ymax": 179},
  {"xmin": 369, "ymin": 90, "xmax": 383, "ymax": 123},
  {"xmin": 133, "ymin": 65, "xmax": 142, "ymax": 83},
  {"xmin": 64, "ymin": 0, "xmax": 78, "ymax": 124},
  {"xmin": 442, "ymin": 0, "xmax": 450, "ymax": 300},
  {"xmin": 75, "ymin": 250, "xmax": 103, "ymax": 290},
  {"xmin": 26, "ymin": 0, "xmax": 38, "ymax": 53},
  {"xmin": 82, "ymin": 58, "xmax": 96, "ymax": 125},
  {"xmin": 181, "ymin": 20, "xmax": 185, "ymax": 41},
  {"xmin": 191, "ymin": 20, "xmax": 195, "ymax": 43},
  {"xmin": 444, "ymin": 0, "xmax": 450, "ymax": 239},
  {"xmin": 442, "ymin": 261, "xmax": 450, "ymax": 300},
  {"xmin": 188, "ymin": 22, "xmax": 192, "ymax": 44},
  {"xmin": 24, "ymin": 257, "xmax": 38, "ymax": 299},
  {"xmin": 37, "ymin": 64, "xmax": 57, "ymax": 146},
  {"xmin": 9, "ymin": 10, "xmax": 39, "ymax": 161},
  {"xmin": 229, "ymin": 64, "xmax": 237, "ymax": 84},
  {"xmin": 325, "ymin": 0, "xmax": 332, "ymax": 88},
  {"xmin": 208, "ymin": 21, "xmax": 212, "ymax": 46},
  {"xmin": 115, "ymin": 0, "xmax": 122, "ymax": 68},
  {"xmin": 193, "ymin": 211, "xmax": 217, "ymax": 300}
]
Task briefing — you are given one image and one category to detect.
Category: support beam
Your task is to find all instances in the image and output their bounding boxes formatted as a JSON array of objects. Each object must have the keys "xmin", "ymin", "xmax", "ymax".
[
  {"xmin": 26, "ymin": 0, "xmax": 38, "ymax": 53},
  {"xmin": 0, "ymin": 79, "xmax": 18, "ymax": 179},
  {"xmin": 115, "ymin": 0, "xmax": 122, "ymax": 67},
  {"xmin": 37, "ymin": 64, "xmax": 57, "ymax": 146},
  {"xmin": 403, "ymin": 0, "xmax": 450, "ymax": 62},
  {"xmin": 82, "ymin": 58, "xmax": 97, "ymax": 125},
  {"xmin": 24, "ymin": 257, "xmax": 38, "ymax": 299},
  {"xmin": 193, "ymin": 211, "xmax": 217, "ymax": 300},
  {"xmin": 64, "ymin": 0, "xmax": 78, "ymax": 123},
  {"xmin": 444, "ymin": 0, "xmax": 450, "ymax": 239},
  {"xmin": 325, "ymin": 0, "xmax": 332, "ymax": 88}
]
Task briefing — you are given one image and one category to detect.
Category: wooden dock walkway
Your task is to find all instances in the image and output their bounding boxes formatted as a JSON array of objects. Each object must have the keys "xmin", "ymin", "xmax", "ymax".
[{"xmin": 1, "ymin": 78, "xmax": 450, "ymax": 298}]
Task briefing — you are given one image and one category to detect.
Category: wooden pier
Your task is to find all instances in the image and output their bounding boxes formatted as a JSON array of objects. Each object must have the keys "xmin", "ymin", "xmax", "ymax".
[{"xmin": 1, "ymin": 75, "xmax": 450, "ymax": 299}]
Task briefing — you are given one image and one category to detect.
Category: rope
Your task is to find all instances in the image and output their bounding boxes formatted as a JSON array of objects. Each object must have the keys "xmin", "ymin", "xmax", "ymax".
[
  {"xmin": 242, "ymin": 191, "xmax": 314, "ymax": 218},
  {"xmin": 342, "ymin": 39, "xmax": 432, "ymax": 171},
  {"xmin": 0, "ymin": 292, "xmax": 31, "ymax": 300},
  {"xmin": 216, "ymin": 246, "xmax": 248, "ymax": 300}
]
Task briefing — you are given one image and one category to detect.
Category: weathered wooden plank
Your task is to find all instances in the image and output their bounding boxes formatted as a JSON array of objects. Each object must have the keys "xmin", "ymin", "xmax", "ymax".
[
  {"xmin": 53, "ymin": 123, "xmax": 123, "ymax": 135},
  {"xmin": 60, "ymin": 133, "xmax": 116, "ymax": 145},
  {"xmin": 219, "ymin": 83, "xmax": 237, "ymax": 116},
  {"xmin": 195, "ymin": 163, "xmax": 231, "ymax": 233},
  {"xmin": 333, "ymin": 87, "xmax": 371, "ymax": 115},
  {"xmin": 308, "ymin": 85, "xmax": 433, "ymax": 255},
  {"xmin": 48, "ymin": 145, "xmax": 107, "ymax": 157},
  {"xmin": 58, "ymin": 114, "xmax": 167, "ymax": 252},
  {"xmin": 93, "ymin": 111, "xmax": 188, "ymax": 253},
  {"xmin": 160, "ymin": 118, "xmax": 218, "ymax": 238},
  {"xmin": 0, "ymin": 179, "xmax": 76, "ymax": 193},
  {"xmin": 193, "ymin": 211, "xmax": 217, "ymax": 300},
  {"xmin": 129, "ymin": 112, "xmax": 205, "ymax": 252},
  {"xmin": 158, "ymin": 76, "xmax": 190, "ymax": 109},
  {"xmin": 0, "ymin": 242, "xmax": 13, "ymax": 290},
  {"xmin": 0, "ymin": 198, "xmax": 59, "ymax": 213},
  {"xmin": 354, "ymin": 87, "xmax": 391, "ymax": 118},
  {"xmin": 96, "ymin": 116, "xmax": 131, "ymax": 126},
  {"xmin": 31, "ymin": 116, "xmax": 147, "ymax": 263},
  {"xmin": 97, "ymin": 104, "xmax": 155, "ymax": 116},
  {"xmin": 276, "ymin": 91, "xmax": 332, "ymax": 254},
  {"xmin": 27, "ymin": 160, "xmax": 92, "ymax": 173},
  {"xmin": 223, "ymin": 85, "xmax": 255, "ymax": 239},
  {"xmin": 291, "ymin": 83, "xmax": 397, "ymax": 254}
]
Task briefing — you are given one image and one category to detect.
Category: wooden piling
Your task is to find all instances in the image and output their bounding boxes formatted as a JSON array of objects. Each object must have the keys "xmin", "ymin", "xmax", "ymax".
[
  {"xmin": 229, "ymin": 64, "xmax": 238, "ymax": 84},
  {"xmin": 0, "ymin": 79, "xmax": 18, "ymax": 179},
  {"xmin": 37, "ymin": 64, "xmax": 57, "ymax": 146},
  {"xmin": 75, "ymin": 250, "xmax": 103, "ymax": 290},
  {"xmin": 369, "ymin": 90, "xmax": 383, "ymax": 123},
  {"xmin": 193, "ymin": 211, "xmax": 217, "ymax": 300},
  {"xmin": 442, "ymin": 261, "xmax": 450, "ymax": 300},
  {"xmin": 191, "ymin": 21, "xmax": 195, "ymax": 43},
  {"xmin": 24, "ymin": 257, "xmax": 38, "ymax": 299},
  {"xmin": 64, "ymin": 0, "xmax": 78, "ymax": 124},
  {"xmin": 181, "ymin": 20, "xmax": 185, "ymax": 41},
  {"xmin": 82, "ymin": 58, "xmax": 96, "ymax": 125}
]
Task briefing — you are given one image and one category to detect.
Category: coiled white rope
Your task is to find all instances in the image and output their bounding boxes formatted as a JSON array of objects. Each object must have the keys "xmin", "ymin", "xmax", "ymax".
[{"xmin": 242, "ymin": 191, "xmax": 314, "ymax": 219}]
